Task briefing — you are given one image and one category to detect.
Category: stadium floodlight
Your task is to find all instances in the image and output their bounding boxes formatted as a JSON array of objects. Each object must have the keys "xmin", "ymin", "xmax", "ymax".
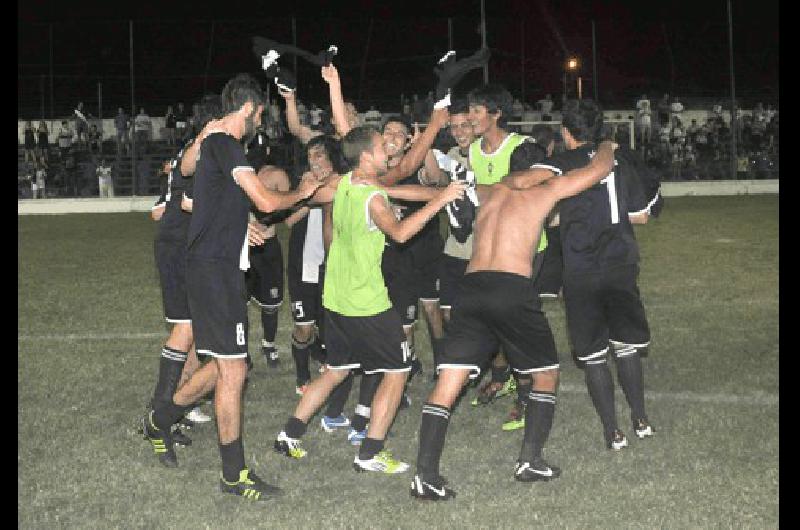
[{"xmin": 566, "ymin": 56, "xmax": 580, "ymax": 71}]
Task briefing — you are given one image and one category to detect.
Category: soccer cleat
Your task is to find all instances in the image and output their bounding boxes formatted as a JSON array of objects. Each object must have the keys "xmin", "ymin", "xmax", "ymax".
[
  {"xmin": 274, "ymin": 431, "xmax": 307, "ymax": 459},
  {"xmin": 347, "ymin": 428, "xmax": 367, "ymax": 446},
  {"xmin": 219, "ymin": 468, "xmax": 282, "ymax": 501},
  {"xmin": 353, "ymin": 450, "xmax": 410, "ymax": 474},
  {"xmin": 633, "ymin": 418, "xmax": 655, "ymax": 439},
  {"xmin": 410, "ymin": 474, "xmax": 456, "ymax": 501},
  {"xmin": 245, "ymin": 353, "xmax": 254, "ymax": 372},
  {"xmin": 263, "ymin": 345, "xmax": 280, "ymax": 368},
  {"xmin": 185, "ymin": 406, "xmax": 212, "ymax": 424},
  {"xmin": 398, "ymin": 392, "xmax": 412, "ymax": 410},
  {"xmin": 514, "ymin": 457, "xmax": 562, "ymax": 482},
  {"xmin": 142, "ymin": 411, "xmax": 178, "ymax": 468},
  {"xmin": 501, "ymin": 399, "xmax": 526, "ymax": 431},
  {"xmin": 607, "ymin": 429, "xmax": 629, "ymax": 451},
  {"xmin": 471, "ymin": 377, "xmax": 516, "ymax": 406},
  {"xmin": 171, "ymin": 425, "xmax": 192, "ymax": 447},
  {"xmin": 409, "ymin": 358, "xmax": 423, "ymax": 380},
  {"xmin": 295, "ymin": 383, "xmax": 308, "ymax": 396},
  {"xmin": 320, "ymin": 414, "xmax": 351, "ymax": 433}
]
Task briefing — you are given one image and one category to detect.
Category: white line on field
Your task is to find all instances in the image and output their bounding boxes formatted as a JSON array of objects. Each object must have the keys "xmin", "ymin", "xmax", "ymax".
[
  {"xmin": 557, "ymin": 382, "xmax": 778, "ymax": 406},
  {"xmin": 18, "ymin": 332, "xmax": 165, "ymax": 341}
]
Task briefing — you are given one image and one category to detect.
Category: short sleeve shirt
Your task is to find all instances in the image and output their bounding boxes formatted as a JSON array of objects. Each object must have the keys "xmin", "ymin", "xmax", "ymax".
[{"xmin": 186, "ymin": 132, "xmax": 254, "ymax": 268}]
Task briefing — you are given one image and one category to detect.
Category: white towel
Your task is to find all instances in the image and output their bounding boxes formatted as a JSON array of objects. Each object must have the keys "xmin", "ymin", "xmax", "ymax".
[{"xmin": 302, "ymin": 207, "xmax": 325, "ymax": 283}]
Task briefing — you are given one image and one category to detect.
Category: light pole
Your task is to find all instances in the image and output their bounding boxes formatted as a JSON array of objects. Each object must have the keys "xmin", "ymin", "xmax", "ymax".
[{"xmin": 565, "ymin": 55, "xmax": 581, "ymax": 101}]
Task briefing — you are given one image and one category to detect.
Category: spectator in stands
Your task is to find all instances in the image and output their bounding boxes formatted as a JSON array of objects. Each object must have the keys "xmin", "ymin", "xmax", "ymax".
[
  {"xmin": 57, "ymin": 120, "xmax": 74, "ymax": 160},
  {"xmin": 683, "ymin": 144, "xmax": 697, "ymax": 180},
  {"xmin": 134, "ymin": 108, "xmax": 152, "ymax": 152},
  {"xmin": 670, "ymin": 96, "xmax": 684, "ymax": 124},
  {"xmin": 736, "ymin": 152, "xmax": 750, "ymax": 179},
  {"xmin": 34, "ymin": 161, "xmax": 47, "ymax": 198},
  {"xmin": 658, "ymin": 120, "xmax": 671, "ymax": 159},
  {"xmin": 636, "ymin": 94, "xmax": 652, "ymax": 145},
  {"xmin": 670, "ymin": 141, "xmax": 683, "ymax": 180},
  {"xmin": 310, "ymin": 103, "xmax": 323, "ymax": 128},
  {"xmin": 694, "ymin": 120, "xmax": 710, "ymax": 161},
  {"xmin": 512, "ymin": 98, "xmax": 524, "ymax": 121},
  {"xmin": 766, "ymin": 113, "xmax": 778, "ymax": 154},
  {"xmin": 88, "ymin": 123, "xmax": 102, "ymax": 154},
  {"xmin": 36, "ymin": 120, "xmax": 49, "ymax": 166},
  {"xmin": 670, "ymin": 117, "xmax": 685, "ymax": 148},
  {"xmin": 537, "ymin": 93, "xmax": 554, "ymax": 121},
  {"xmin": 711, "ymin": 102, "xmax": 724, "ymax": 123},
  {"xmin": 751, "ymin": 107, "xmax": 767, "ymax": 150},
  {"xmin": 74, "ymin": 102, "xmax": 90, "ymax": 146},
  {"xmin": 686, "ymin": 118, "xmax": 699, "ymax": 147},
  {"xmin": 97, "ymin": 157, "xmax": 113, "ymax": 198},
  {"xmin": 521, "ymin": 103, "xmax": 536, "ymax": 133},
  {"xmin": 114, "ymin": 107, "xmax": 130, "ymax": 154},
  {"xmin": 23, "ymin": 121, "xmax": 36, "ymax": 164},
  {"xmin": 657, "ymin": 93, "xmax": 671, "ymax": 127},
  {"xmin": 364, "ymin": 105, "xmax": 382, "ymax": 127},
  {"xmin": 164, "ymin": 105, "xmax": 177, "ymax": 148},
  {"xmin": 401, "ymin": 101, "xmax": 413, "ymax": 124}
]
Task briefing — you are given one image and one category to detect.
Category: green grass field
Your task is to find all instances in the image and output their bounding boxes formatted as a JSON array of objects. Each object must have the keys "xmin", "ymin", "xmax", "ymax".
[{"xmin": 18, "ymin": 195, "xmax": 778, "ymax": 528}]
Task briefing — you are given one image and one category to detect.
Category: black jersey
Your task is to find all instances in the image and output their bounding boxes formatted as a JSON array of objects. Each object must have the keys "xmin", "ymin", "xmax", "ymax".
[
  {"xmin": 286, "ymin": 169, "xmax": 320, "ymax": 271},
  {"xmin": 186, "ymin": 132, "xmax": 253, "ymax": 265},
  {"xmin": 156, "ymin": 140, "xmax": 195, "ymax": 243},
  {"xmin": 614, "ymin": 146, "xmax": 664, "ymax": 218},
  {"xmin": 509, "ymin": 138, "xmax": 549, "ymax": 172},
  {"xmin": 533, "ymin": 143, "xmax": 639, "ymax": 275}
]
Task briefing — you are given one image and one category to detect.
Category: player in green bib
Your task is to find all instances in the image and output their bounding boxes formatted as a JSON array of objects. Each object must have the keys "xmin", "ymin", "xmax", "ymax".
[
  {"xmin": 465, "ymin": 84, "xmax": 549, "ymax": 430},
  {"xmin": 275, "ymin": 124, "xmax": 466, "ymax": 474}
]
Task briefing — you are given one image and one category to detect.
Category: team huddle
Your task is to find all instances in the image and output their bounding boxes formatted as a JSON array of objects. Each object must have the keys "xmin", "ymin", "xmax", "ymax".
[{"xmin": 142, "ymin": 42, "xmax": 662, "ymax": 502}]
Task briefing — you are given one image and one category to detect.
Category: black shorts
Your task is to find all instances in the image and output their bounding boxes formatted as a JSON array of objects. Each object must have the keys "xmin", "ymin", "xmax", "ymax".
[
  {"xmin": 439, "ymin": 271, "xmax": 559, "ymax": 378},
  {"xmin": 288, "ymin": 259, "xmax": 324, "ymax": 326},
  {"xmin": 438, "ymin": 254, "xmax": 469, "ymax": 309},
  {"xmin": 323, "ymin": 307, "xmax": 411, "ymax": 374},
  {"xmin": 246, "ymin": 238, "xmax": 284, "ymax": 308},
  {"xmin": 154, "ymin": 238, "xmax": 190, "ymax": 323},
  {"xmin": 187, "ymin": 257, "xmax": 249, "ymax": 359},
  {"xmin": 562, "ymin": 264, "xmax": 650, "ymax": 362},
  {"xmin": 382, "ymin": 237, "xmax": 442, "ymax": 326}
]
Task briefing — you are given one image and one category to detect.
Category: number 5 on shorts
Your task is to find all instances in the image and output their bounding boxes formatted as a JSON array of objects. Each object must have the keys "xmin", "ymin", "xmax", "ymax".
[{"xmin": 236, "ymin": 323, "xmax": 246, "ymax": 346}]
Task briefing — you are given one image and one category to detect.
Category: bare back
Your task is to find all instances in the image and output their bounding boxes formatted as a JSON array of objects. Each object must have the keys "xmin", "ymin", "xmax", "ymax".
[
  {"xmin": 467, "ymin": 183, "xmax": 558, "ymax": 278},
  {"xmin": 256, "ymin": 165, "xmax": 290, "ymax": 239}
]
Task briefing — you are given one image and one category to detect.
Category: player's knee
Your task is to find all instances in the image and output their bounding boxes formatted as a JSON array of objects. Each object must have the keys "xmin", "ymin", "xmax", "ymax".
[
  {"xmin": 292, "ymin": 325, "xmax": 315, "ymax": 344},
  {"xmin": 168, "ymin": 322, "xmax": 193, "ymax": 350},
  {"xmin": 532, "ymin": 369, "xmax": 559, "ymax": 392},
  {"xmin": 215, "ymin": 357, "xmax": 247, "ymax": 382}
]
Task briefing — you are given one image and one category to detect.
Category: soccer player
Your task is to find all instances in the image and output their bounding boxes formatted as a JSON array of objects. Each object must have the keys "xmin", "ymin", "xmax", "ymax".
[
  {"xmin": 410, "ymin": 140, "xmax": 618, "ymax": 500},
  {"xmin": 143, "ymin": 73, "xmax": 322, "ymax": 502},
  {"xmin": 274, "ymin": 123, "xmax": 466, "ymax": 474},
  {"xmin": 146, "ymin": 95, "xmax": 223, "ymax": 443},
  {"xmin": 465, "ymin": 84, "xmax": 549, "ymax": 412},
  {"xmin": 521, "ymin": 99, "xmax": 656, "ymax": 450},
  {"xmin": 244, "ymin": 129, "xmax": 291, "ymax": 369}
]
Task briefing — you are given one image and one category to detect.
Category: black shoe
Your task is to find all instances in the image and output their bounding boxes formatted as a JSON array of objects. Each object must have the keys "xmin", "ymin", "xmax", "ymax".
[
  {"xmin": 514, "ymin": 457, "xmax": 561, "ymax": 482},
  {"xmin": 142, "ymin": 411, "xmax": 178, "ymax": 468},
  {"xmin": 262, "ymin": 345, "xmax": 280, "ymax": 368},
  {"xmin": 410, "ymin": 474, "xmax": 456, "ymax": 501},
  {"xmin": 219, "ymin": 469, "xmax": 282, "ymax": 501},
  {"xmin": 171, "ymin": 425, "xmax": 192, "ymax": 447}
]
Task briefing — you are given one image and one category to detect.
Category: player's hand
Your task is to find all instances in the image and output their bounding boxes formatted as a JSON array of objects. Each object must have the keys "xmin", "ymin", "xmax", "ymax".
[
  {"xmin": 439, "ymin": 180, "xmax": 468, "ymax": 203},
  {"xmin": 199, "ymin": 119, "xmax": 223, "ymax": 141},
  {"xmin": 429, "ymin": 107, "xmax": 450, "ymax": 129},
  {"xmin": 407, "ymin": 123, "xmax": 421, "ymax": 147},
  {"xmin": 598, "ymin": 140, "xmax": 619, "ymax": 151},
  {"xmin": 298, "ymin": 171, "xmax": 324, "ymax": 198},
  {"xmin": 247, "ymin": 220, "xmax": 268, "ymax": 246},
  {"xmin": 278, "ymin": 87, "xmax": 295, "ymax": 101},
  {"xmin": 321, "ymin": 65, "xmax": 340, "ymax": 87}
]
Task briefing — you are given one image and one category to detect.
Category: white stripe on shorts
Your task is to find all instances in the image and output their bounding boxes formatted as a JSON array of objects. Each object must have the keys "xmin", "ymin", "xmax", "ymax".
[
  {"xmin": 513, "ymin": 363, "xmax": 560, "ymax": 374},
  {"xmin": 577, "ymin": 347, "xmax": 609, "ymax": 362},
  {"xmin": 196, "ymin": 349, "xmax": 248, "ymax": 359}
]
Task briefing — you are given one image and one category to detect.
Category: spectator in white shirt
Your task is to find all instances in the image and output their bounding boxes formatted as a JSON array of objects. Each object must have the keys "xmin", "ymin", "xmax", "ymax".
[
  {"xmin": 364, "ymin": 105, "xmax": 382, "ymax": 127},
  {"xmin": 636, "ymin": 94, "xmax": 652, "ymax": 145},
  {"xmin": 670, "ymin": 97, "xmax": 684, "ymax": 123},
  {"xmin": 96, "ymin": 158, "xmax": 114, "ymax": 198},
  {"xmin": 74, "ymin": 102, "xmax": 90, "ymax": 146},
  {"xmin": 134, "ymin": 108, "xmax": 152, "ymax": 151},
  {"xmin": 537, "ymin": 93, "xmax": 554, "ymax": 121}
]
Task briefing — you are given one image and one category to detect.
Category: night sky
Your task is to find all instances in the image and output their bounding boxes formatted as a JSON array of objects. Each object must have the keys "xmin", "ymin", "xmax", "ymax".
[{"xmin": 18, "ymin": 0, "xmax": 779, "ymax": 118}]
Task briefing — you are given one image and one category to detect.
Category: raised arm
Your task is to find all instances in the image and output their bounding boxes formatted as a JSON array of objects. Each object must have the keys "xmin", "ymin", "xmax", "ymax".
[
  {"xmin": 550, "ymin": 141, "xmax": 617, "ymax": 200},
  {"xmin": 418, "ymin": 149, "xmax": 449, "ymax": 186},
  {"xmin": 382, "ymin": 183, "xmax": 442, "ymax": 202},
  {"xmin": 321, "ymin": 65, "xmax": 351, "ymax": 137},
  {"xmin": 370, "ymin": 181, "xmax": 466, "ymax": 244},
  {"xmin": 378, "ymin": 107, "xmax": 450, "ymax": 186},
  {"xmin": 280, "ymin": 89, "xmax": 319, "ymax": 144}
]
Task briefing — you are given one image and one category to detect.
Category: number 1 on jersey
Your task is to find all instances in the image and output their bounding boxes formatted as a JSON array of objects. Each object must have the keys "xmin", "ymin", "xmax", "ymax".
[{"xmin": 600, "ymin": 173, "xmax": 620, "ymax": 224}]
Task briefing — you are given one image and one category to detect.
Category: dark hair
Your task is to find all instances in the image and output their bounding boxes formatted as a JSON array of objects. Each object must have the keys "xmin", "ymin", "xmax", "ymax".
[
  {"xmin": 193, "ymin": 94, "xmax": 223, "ymax": 130},
  {"xmin": 530, "ymin": 124, "xmax": 555, "ymax": 148},
  {"xmin": 306, "ymin": 134, "xmax": 348, "ymax": 174},
  {"xmin": 221, "ymin": 73, "xmax": 265, "ymax": 115},
  {"xmin": 561, "ymin": 98, "xmax": 604, "ymax": 142},
  {"xmin": 341, "ymin": 125, "xmax": 380, "ymax": 168},
  {"xmin": 381, "ymin": 114, "xmax": 412, "ymax": 135},
  {"xmin": 449, "ymin": 98, "xmax": 469, "ymax": 115},
  {"xmin": 468, "ymin": 84, "xmax": 513, "ymax": 127}
]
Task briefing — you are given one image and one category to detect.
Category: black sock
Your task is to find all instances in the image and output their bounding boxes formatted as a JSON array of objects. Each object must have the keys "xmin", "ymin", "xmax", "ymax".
[
  {"xmin": 358, "ymin": 436, "xmax": 384, "ymax": 460},
  {"xmin": 491, "ymin": 362, "xmax": 511, "ymax": 384},
  {"xmin": 152, "ymin": 398, "xmax": 190, "ymax": 432},
  {"xmin": 584, "ymin": 359, "xmax": 618, "ymax": 438},
  {"xmin": 283, "ymin": 416, "xmax": 307, "ymax": 439},
  {"xmin": 614, "ymin": 347, "xmax": 647, "ymax": 422},
  {"xmin": 260, "ymin": 308, "xmax": 278, "ymax": 347},
  {"xmin": 219, "ymin": 438, "xmax": 246, "ymax": 482},
  {"xmin": 325, "ymin": 372, "xmax": 353, "ymax": 418},
  {"xmin": 519, "ymin": 391, "xmax": 556, "ymax": 461},
  {"xmin": 416, "ymin": 403, "xmax": 451, "ymax": 479},
  {"xmin": 351, "ymin": 373, "xmax": 381, "ymax": 431},
  {"xmin": 515, "ymin": 374, "xmax": 532, "ymax": 403},
  {"xmin": 291, "ymin": 335, "xmax": 312, "ymax": 385},
  {"xmin": 152, "ymin": 347, "xmax": 187, "ymax": 408}
]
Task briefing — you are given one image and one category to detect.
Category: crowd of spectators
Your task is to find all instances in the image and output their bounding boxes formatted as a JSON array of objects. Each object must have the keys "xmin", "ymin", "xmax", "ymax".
[{"xmin": 19, "ymin": 94, "xmax": 778, "ymax": 199}]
